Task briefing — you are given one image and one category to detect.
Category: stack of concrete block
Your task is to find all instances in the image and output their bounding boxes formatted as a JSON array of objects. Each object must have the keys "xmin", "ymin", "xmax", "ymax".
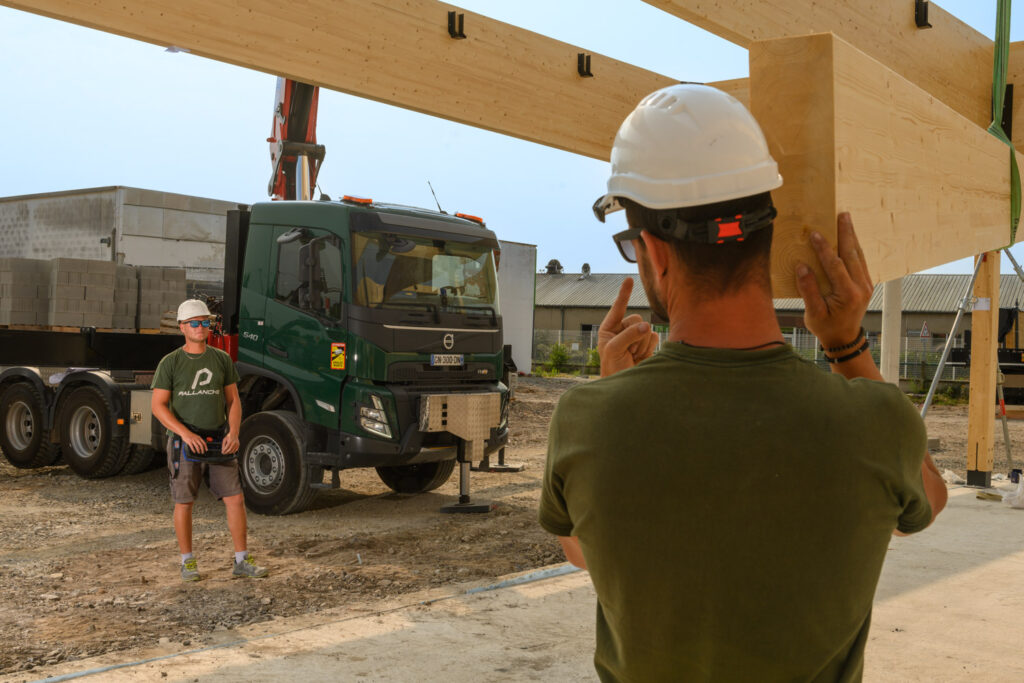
[
  {"xmin": 0, "ymin": 258, "xmax": 50, "ymax": 326},
  {"xmin": 113, "ymin": 265, "xmax": 138, "ymax": 331},
  {"xmin": 137, "ymin": 266, "xmax": 187, "ymax": 330},
  {"xmin": 49, "ymin": 258, "xmax": 116, "ymax": 328}
]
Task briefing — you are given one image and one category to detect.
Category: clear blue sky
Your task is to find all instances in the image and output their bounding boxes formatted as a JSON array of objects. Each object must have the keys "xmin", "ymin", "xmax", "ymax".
[{"xmin": 0, "ymin": 1, "xmax": 1020, "ymax": 276}]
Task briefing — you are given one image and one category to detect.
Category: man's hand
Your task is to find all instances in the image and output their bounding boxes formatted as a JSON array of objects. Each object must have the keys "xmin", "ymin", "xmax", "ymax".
[
  {"xmin": 598, "ymin": 278, "xmax": 659, "ymax": 377},
  {"xmin": 795, "ymin": 212, "xmax": 874, "ymax": 349},
  {"xmin": 221, "ymin": 432, "xmax": 240, "ymax": 455},
  {"xmin": 180, "ymin": 430, "xmax": 207, "ymax": 454}
]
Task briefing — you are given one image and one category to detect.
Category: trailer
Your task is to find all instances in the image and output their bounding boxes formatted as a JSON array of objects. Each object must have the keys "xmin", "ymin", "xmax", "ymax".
[{"xmin": 0, "ymin": 197, "xmax": 509, "ymax": 514}]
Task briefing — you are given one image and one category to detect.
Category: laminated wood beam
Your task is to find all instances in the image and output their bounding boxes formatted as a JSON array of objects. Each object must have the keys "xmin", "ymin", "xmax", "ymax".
[
  {"xmin": 967, "ymin": 252, "xmax": 999, "ymax": 487},
  {"xmin": 645, "ymin": 1, "xmax": 995, "ymax": 132},
  {"xmin": 0, "ymin": 0, "xmax": 746, "ymax": 160},
  {"xmin": 750, "ymin": 32, "xmax": 1022, "ymax": 298}
]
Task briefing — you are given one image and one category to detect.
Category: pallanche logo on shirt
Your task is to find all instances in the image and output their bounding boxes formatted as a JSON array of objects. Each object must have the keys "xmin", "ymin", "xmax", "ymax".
[{"xmin": 178, "ymin": 368, "xmax": 220, "ymax": 397}]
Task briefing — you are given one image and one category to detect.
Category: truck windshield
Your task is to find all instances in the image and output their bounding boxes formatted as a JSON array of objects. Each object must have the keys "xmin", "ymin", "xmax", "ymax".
[{"xmin": 352, "ymin": 231, "xmax": 499, "ymax": 314}]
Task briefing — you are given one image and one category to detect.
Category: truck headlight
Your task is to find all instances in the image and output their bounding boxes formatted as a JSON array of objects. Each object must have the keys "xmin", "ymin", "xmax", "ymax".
[{"xmin": 359, "ymin": 394, "xmax": 392, "ymax": 438}]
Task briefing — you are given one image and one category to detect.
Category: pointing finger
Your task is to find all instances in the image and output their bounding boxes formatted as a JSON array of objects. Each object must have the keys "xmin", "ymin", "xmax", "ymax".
[{"xmin": 600, "ymin": 278, "xmax": 634, "ymax": 334}]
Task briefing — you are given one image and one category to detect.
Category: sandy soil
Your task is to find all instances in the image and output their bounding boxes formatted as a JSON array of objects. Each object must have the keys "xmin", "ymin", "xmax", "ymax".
[{"xmin": 0, "ymin": 377, "xmax": 1016, "ymax": 677}]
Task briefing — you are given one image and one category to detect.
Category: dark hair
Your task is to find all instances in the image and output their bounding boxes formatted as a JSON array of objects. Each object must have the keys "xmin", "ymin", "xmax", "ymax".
[{"xmin": 622, "ymin": 193, "xmax": 774, "ymax": 298}]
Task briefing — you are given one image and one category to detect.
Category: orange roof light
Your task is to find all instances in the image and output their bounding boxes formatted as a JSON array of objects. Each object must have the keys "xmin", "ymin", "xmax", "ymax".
[
  {"xmin": 342, "ymin": 195, "xmax": 373, "ymax": 204},
  {"xmin": 455, "ymin": 212, "xmax": 485, "ymax": 225}
]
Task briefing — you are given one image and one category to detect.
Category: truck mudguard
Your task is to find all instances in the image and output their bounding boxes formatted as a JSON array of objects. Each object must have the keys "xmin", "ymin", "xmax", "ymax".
[{"xmin": 235, "ymin": 362, "xmax": 305, "ymax": 420}]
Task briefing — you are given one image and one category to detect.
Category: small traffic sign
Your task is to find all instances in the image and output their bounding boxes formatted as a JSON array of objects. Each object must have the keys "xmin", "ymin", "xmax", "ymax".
[{"xmin": 920, "ymin": 321, "xmax": 930, "ymax": 338}]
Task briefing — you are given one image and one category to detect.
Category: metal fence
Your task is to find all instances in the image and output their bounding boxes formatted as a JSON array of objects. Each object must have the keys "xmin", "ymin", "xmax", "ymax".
[{"xmin": 531, "ymin": 328, "xmax": 968, "ymax": 386}]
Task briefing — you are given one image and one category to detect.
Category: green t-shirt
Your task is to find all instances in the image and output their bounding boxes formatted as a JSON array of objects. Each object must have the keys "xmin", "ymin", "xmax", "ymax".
[
  {"xmin": 539, "ymin": 343, "xmax": 931, "ymax": 683},
  {"xmin": 151, "ymin": 346, "xmax": 240, "ymax": 432}
]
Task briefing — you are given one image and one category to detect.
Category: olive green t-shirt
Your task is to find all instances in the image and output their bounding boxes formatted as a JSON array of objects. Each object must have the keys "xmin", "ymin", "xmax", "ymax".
[
  {"xmin": 151, "ymin": 346, "xmax": 240, "ymax": 432},
  {"xmin": 539, "ymin": 343, "xmax": 931, "ymax": 683}
]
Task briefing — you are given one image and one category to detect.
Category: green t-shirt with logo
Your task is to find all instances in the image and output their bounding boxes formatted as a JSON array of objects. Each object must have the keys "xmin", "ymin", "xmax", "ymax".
[
  {"xmin": 151, "ymin": 346, "xmax": 240, "ymax": 432},
  {"xmin": 539, "ymin": 343, "xmax": 931, "ymax": 683}
]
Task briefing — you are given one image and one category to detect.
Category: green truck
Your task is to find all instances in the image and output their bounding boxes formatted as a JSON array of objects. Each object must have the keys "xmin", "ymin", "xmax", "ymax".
[{"xmin": 0, "ymin": 196, "xmax": 509, "ymax": 514}]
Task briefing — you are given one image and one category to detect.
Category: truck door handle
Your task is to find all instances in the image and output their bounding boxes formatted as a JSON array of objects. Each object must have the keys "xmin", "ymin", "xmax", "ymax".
[{"xmin": 267, "ymin": 344, "xmax": 289, "ymax": 359}]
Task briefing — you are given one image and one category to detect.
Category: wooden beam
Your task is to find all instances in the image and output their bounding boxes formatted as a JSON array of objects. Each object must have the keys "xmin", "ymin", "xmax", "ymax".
[
  {"xmin": 750, "ymin": 32, "xmax": 1022, "ymax": 298},
  {"xmin": 1007, "ymin": 41, "xmax": 1024, "ymax": 151},
  {"xmin": 880, "ymin": 279, "xmax": 902, "ymax": 384},
  {"xmin": 967, "ymin": 252, "xmax": 999, "ymax": 487},
  {"xmin": 645, "ymin": 0, "xmax": 995, "ymax": 132},
  {"xmin": 0, "ymin": 0, "xmax": 749, "ymax": 160}
]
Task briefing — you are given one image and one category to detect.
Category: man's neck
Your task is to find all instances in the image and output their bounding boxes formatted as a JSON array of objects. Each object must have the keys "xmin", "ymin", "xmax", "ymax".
[
  {"xmin": 666, "ymin": 287, "xmax": 784, "ymax": 350},
  {"xmin": 183, "ymin": 340, "xmax": 207, "ymax": 355}
]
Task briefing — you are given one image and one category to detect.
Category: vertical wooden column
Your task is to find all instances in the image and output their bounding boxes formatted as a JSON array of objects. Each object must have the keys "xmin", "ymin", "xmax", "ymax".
[
  {"xmin": 966, "ymin": 251, "xmax": 1000, "ymax": 487},
  {"xmin": 880, "ymin": 278, "xmax": 903, "ymax": 385}
]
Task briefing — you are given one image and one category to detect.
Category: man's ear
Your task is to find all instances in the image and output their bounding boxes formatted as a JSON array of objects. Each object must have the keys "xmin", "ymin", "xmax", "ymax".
[{"xmin": 640, "ymin": 230, "xmax": 670, "ymax": 278}]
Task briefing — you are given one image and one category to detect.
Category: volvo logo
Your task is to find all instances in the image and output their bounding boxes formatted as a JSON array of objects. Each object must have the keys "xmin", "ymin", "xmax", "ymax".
[{"xmin": 443, "ymin": 333, "xmax": 455, "ymax": 350}]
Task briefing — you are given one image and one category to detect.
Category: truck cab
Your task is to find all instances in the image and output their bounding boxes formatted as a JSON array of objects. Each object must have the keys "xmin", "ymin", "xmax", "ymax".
[{"xmin": 221, "ymin": 198, "xmax": 509, "ymax": 514}]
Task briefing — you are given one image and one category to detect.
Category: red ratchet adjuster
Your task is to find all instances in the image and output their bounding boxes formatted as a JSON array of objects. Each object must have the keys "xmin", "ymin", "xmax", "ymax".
[{"xmin": 655, "ymin": 203, "xmax": 777, "ymax": 244}]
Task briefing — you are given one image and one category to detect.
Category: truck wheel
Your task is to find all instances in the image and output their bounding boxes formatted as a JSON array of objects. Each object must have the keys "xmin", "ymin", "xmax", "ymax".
[
  {"xmin": 376, "ymin": 459, "xmax": 456, "ymax": 494},
  {"xmin": 120, "ymin": 445, "xmax": 156, "ymax": 475},
  {"xmin": 0, "ymin": 383, "xmax": 61, "ymax": 468},
  {"xmin": 238, "ymin": 411, "xmax": 317, "ymax": 515},
  {"xmin": 58, "ymin": 386, "xmax": 130, "ymax": 479}
]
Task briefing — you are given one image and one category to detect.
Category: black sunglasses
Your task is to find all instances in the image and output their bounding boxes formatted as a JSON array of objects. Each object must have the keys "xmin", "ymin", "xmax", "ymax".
[
  {"xmin": 186, "ymin": 320, "xmax": 211, "ymax": 328},
  {"xmin": 612, "ymin": 227, "xmax": 644, "ymax": 263}
]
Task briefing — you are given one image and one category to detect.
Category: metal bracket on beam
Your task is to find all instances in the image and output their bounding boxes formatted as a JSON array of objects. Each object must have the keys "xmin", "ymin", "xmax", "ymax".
[
  {"xmin": 447, "ymin": 11, "xmax": 466, "ymax": 39},
  {"xmin": 577, "ymin": 53, "xmax": 593, "ymax": 78},
  {"xmin": 915, "ymin": 0, "xmax": 932, "ymax": 29}
]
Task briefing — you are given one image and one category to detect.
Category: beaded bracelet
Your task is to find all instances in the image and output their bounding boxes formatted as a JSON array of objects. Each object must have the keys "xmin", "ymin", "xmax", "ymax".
[
  {"xmin": 825, "ymin": 338, "xmax": 870, "ymax": 364},
  {"xmin": 819, "ymin": 327, "xmax": 865, "ymax": 353}
]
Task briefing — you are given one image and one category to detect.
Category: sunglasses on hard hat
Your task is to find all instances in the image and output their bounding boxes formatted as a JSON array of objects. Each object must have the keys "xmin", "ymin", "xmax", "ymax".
[
  {"xmin": 186, "ymin": 320, "xmax": 211, "ymax": 328},
  {"xmin": 612, "ymin": 227, "xmax": 644, "ymax": 263}
]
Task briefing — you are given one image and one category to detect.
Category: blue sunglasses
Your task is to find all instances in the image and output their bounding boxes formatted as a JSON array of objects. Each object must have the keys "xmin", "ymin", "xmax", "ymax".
[{"xmin": 186, "ymin": 320, "xmax": 211, "ymax": 328}]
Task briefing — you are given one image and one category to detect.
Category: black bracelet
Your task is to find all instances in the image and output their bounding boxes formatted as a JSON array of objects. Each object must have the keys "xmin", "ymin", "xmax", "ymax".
[
  {"xmin": 825, "ymin": 338, "xmax": 870, "ymax": 364},
  {"xmin": 820, "ymin": 327, "xmax": 865, "ymax": 353}
]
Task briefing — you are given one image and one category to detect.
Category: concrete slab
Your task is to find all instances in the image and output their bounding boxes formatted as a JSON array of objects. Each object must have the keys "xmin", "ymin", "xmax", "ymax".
[{"xmin": 13, "ymin": 486, "xmax": 1023, "ymax": 683}]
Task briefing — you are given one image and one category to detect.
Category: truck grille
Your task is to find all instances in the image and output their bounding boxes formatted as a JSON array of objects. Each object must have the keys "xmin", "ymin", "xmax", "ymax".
[{"xmin": 388, "ymin": 362, "xmax": 495, "ymax": 383}]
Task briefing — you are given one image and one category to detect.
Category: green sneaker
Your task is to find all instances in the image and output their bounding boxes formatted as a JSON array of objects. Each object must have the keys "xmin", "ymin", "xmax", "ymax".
[
  {"xmin": 181, "ymin": 558, "xmax": 200, "ymax": 582},
  {"xmin": 232, "ymin": 554, "xmax": 268, "ymax": 578}
]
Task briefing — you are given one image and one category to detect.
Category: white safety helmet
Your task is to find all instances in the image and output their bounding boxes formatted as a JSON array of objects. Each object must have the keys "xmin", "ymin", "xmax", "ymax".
[
  {"xmin": 593, "ymin": 84, "xmax": 782, "ymax": 222},
  {"xmin": 176, "ymin": 299, "xmax": 212, "ymax": 322}
]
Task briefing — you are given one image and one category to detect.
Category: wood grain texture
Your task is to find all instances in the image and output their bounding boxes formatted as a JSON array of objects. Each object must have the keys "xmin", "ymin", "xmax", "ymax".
[
  {"xmin": 3, "ymin": 0, "xmax": 741, "ymax": 160},
  {"xmin": 1007, "ymin": 42, "xmax": 1024, "ymax": 151},
  {"xmin": 645, "ymin": 0, "xmax": 994, "ymax": 131},
  {"xmin": 967, "ymin": 252, "xmax": 999, "ymax": 473},
  {"xmin": 752, "ymin": 33, "xmax": 1021, "ymax": 298}
]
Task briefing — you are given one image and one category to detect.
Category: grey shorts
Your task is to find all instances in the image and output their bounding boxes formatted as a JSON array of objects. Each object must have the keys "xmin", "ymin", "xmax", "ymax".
[{"xmin": 167, "ymin": 435, "xmax": 243, "ymax": 504}]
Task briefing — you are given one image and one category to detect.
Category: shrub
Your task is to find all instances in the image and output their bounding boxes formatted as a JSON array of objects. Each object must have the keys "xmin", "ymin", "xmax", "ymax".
[
  {"xmin": 548, "ymin": 343, "xmax": 570, "ymax": 372},
  {"xmin": 586, "ymin": 348, "xmax": 601, "ymax": 369}
]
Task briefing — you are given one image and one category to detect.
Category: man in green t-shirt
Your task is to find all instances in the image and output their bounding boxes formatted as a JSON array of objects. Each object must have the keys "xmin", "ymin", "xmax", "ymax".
[
  {"xmin": 540, "ymin": 84, "xmax": 948, "ymax": 681},
  {"xmin": 152, "ymin": 299, "xmax": 267, "ymax": 581}
]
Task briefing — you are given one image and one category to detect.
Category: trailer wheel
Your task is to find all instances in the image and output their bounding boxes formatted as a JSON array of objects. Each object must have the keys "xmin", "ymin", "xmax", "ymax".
[
  {"xmin": 120, "ymin": 445, "xmax": 156, "ymax": 475},
  {"xmin": 376, "ymin": 459, "xmax": 456, "ymax": 494},
  {"xmin": 238, "ymin": 411, "xmax": 317, "ymax": 515},
  {"xmin": 0, "ymin": 383, "xmax": 61, "ymax": 468},
  {"xmin": 58, "ymin": 386, "xmax": 130, "ymax": 479}
]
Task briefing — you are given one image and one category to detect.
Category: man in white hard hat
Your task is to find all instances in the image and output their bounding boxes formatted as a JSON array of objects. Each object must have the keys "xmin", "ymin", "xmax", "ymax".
[
  {"xmin": 539, "ymin": 84, "xmax": 947, "ymax": 681},
  {"xmin": 151, "ymin": 299, "xmax": 267, "ymax": 581}
]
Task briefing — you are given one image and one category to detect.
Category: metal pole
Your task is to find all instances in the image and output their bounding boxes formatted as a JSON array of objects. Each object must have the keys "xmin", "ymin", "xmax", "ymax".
[{"xmin": 921, "ymin": 256, "xmax": 985, "ymax": 419}]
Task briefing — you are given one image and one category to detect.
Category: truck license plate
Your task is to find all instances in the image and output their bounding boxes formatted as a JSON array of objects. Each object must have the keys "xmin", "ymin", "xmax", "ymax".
[{"xmin": 431, "ymin": 354, "xmax": 464, "ymax": 367}]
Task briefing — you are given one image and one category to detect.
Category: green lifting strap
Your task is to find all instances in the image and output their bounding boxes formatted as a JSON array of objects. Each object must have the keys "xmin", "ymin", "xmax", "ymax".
[{"xmin": 988, "ymin": 0, "xmax": 1021, "ymax": 246}]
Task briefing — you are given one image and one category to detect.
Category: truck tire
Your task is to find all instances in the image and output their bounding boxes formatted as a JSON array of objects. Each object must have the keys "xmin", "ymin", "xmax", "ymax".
[
  {"xmin": 238, "ymin": 411, "xmax": 317, "ymax": 515},
  {"xmin": 120, "ymin": 445, "xmax": 156, "ymax": 475},
  {"xmin": 58, "ymin": 386, "xmax": 130, "ymax": 479},
  {"xmin": 0, "ymin": 383, "xmax": 61, "ymax": 468},
  {"xmin": 376, "ymin": 459, "xmax": 456, "ymax": 494}
]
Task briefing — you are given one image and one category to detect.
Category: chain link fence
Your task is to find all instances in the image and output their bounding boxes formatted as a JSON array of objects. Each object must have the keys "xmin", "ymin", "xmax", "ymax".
[{"xmin": 532, "ymin": 327, "xmax": 968, "ymax": 388}]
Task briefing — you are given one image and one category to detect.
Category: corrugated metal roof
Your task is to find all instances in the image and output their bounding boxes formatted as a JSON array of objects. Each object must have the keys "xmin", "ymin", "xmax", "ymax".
[{"xmin": 538, "ymin": 273, "xmax": 1024, "ymax": 312}]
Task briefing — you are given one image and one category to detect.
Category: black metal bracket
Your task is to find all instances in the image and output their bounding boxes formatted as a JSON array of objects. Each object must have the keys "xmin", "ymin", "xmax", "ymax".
[
  {"xmin": 915, "ymin": 0, "xmax": 932, "ymax": 29},
  {"xmin": 447, "ymin": 11, "xmax": 466, "ymax": 39},
  {"xmin": 578, "ymin": 53, "xmax": 593, "ymax": 77},
  {"xmin": 995, "ymin": 83, "xmax": 1014, "ymax": 141}
]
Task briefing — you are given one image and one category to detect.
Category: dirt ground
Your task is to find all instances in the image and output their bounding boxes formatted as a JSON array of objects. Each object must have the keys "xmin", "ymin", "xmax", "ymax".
[{"xmin": 0, "ymin": 377, "xmax": 1018, "ymax": 677}]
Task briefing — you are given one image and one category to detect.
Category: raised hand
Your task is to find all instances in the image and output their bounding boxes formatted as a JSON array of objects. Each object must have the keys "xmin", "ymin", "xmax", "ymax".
[{"xmin": 598, "ymin": 278, "xmax": 660, "ymax": 377}]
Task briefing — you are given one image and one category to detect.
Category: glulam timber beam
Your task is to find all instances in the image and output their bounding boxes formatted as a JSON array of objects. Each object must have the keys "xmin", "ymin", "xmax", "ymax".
[
  {"xmin": 1007, "ymin": 41, "xmax": 1024, "ymax": 150},
  {"xmin": 0, "ymin": 0, "xmax": 748, "ymax": 160},
  {"xmin": 967, "ymin": 252, "xmax": 999, "ymax": 487},
  {"xmin": 645, "ymin": 0, "xmax": 996, "ymax": 134},
  {"xmin": 750, "ymin": 32, "xmax": 1023, "ymax": 298}
]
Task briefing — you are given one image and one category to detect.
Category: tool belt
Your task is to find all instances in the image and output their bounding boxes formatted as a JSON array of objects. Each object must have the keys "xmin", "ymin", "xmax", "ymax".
[{"xmin": 171, "ymin": 422, "xmax": 235, "ymax": 465}]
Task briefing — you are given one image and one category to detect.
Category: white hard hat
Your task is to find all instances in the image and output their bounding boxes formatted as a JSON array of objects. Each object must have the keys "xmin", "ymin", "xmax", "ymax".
[
  {"xmin": 593, "ymin": 84, "xmax": 783, "ymax": 221},
  {"xmin": 176, "ymin": 299, "xmax": 212, "ymax": 322}
]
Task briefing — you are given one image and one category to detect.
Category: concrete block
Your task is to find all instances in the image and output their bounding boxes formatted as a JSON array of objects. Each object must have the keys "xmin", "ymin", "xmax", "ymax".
[
  {"xmin": 50, "ymin": 258, "xmax": 92, "ymax": 273},
  {"xmin": 111, "ymin": 315, "xmax": 136, "ymax": 330},
  {"xmin": 0, "ymin": 258, "xmax": 49, "ymax": 273},
  {"xmin": 47, "ymin": 311, "xmax": 84, "ymax": 326},
  {"xmin": 0, "ymin": 310, "xmax": 37, "ymax": 325},
  {"xmin": 49, "ymin": 270, "xmax": 84, "ymax": 286},
  {"xmin": 85, "ymin": 285, "xmax": 115, "ymax": 300},
  {"xmin": 86, "ymin": 260, "xmax": 116, "ymax": 275},
  {"xmin": 139, "ymin": 290, "xmax": 165, "ymax": 304},
  {"xmin": 162, "ymin": 268, "xmax": 187, "ymax": 282},
  {"xmin": 50, "ymin": 299, "xmax": 85, "ymax": 313},
  {"xmin": 7, "ymin": 297, "xmax": 43, "ymax": 313},
  {"xmin": 82, "ymin": 312, "xmax": 113, "ymax": 328},
  {"xmin": 138, "ymin": 277, "xmax": 163, "ymax": 290},
  {"xmin": 83, "ymin": 272, "xmax": 115, "ymax": 287},
  {"xmin": 137, "ymin": 266, "xmax": 164, "ymax": 279},
  {"xmin": 0, "ymin": 283, "xmax": 40, "ymax": 298},
  {"xmin": 49, "ymin": 284, "xmax": 86, "ymax": 300}
]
